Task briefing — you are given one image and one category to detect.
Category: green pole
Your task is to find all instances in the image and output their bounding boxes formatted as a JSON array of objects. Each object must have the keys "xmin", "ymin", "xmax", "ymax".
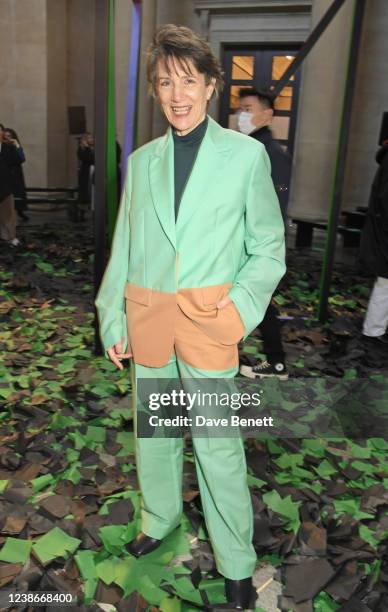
[{"xmin": 106, "ymin": 0, "xmax": 118, "ymax": 245}]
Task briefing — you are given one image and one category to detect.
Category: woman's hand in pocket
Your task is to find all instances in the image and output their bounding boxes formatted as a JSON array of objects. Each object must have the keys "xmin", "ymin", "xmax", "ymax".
[
  {"xmin": 107, "ymin": 337, "xmax": 133, "ymax": 370},
  {"xmin": 216, "ymin": 295, "xmax": 232, "ymax": 309}
]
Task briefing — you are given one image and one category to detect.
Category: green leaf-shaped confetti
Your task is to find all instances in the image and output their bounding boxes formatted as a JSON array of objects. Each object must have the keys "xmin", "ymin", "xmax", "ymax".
[
  {"xmin": 160, "ymin": 596, "xmax": 182, "ymax": 612},
  {"xmin": 359, "ymin": 525, "xmax": 378, "ymax": 549},
  {"xmin": 314, "ymin": 459, "xmax": 337, "ymax": 479},
  {"xmin": 32, "ymin": 474, "xmax": 55, "ymax": 493},
  {"xmin": 333, "ymin": 499, "xmax": 374, "ymax": 520},
  {"xmin": 262, "ymin": 489, "xmax": 300, "ymax": 533},
  {"xmin": 75, "ymin": 550, "xmax": 98, "ymax": 603},
  {"xmin": 0, "ymin": 538, "xmax": 32, "ymax": 564},
  {"xmin": 0, "ymin": 480, "xmax": 9, "ymax": 494},
  {"xmin": 86, "ymin": 425, "xmax": 106, "ymax": 444},
  {"xmin": 32, "ymin": 527, "xmax": 81, "ymax": 565},
  {"xmin": 313, "ymin": 590, "xmax": 340, "ymax": 611}
]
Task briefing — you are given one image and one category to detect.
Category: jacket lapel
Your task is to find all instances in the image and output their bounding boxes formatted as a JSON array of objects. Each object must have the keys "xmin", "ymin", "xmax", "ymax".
[
  {"xmin": 149, "ymin": 127, "xmax": 176, "ymax": 250},
  {"xmin": 175, "ymin": 116, "xmax": 231, "ymax": 231},
  {"xmin": 148, "ymin": 117, "xmax": 231, "ymax": 248}
]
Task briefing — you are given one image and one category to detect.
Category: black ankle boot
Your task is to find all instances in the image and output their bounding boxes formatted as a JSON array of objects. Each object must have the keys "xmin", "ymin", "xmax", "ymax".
[
  {"xmin": 126, "ymin": 532, "xmax": 162, "ymax": 558},
  {"xmin": 225, "ymin": 577, "xmax": 254, "ymax": 610}
]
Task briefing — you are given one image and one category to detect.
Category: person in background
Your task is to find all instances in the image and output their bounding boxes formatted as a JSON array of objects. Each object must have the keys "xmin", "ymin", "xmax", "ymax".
[
  {"xmin": 4, "ymin": 128, "xmax": 28, "ymax": 221},
  {"xmin": 77, "ymin": 132, "xmax": 95, "ymax": 206},
  {"xmin": 77, "ymin": 133, "xmax": 122, "ymax": 215},
  {"xmin": 238, "ymin": 88, "xmax": 291, "ymax": 379},
  {"xmin": 359, "ymin": 139, "xmax": 388, "ymax": 346},
  {"xmin": 116, "ymin": 140, "xmax": 122, "ymax": 202},
  {"xmin": 0, "ymin": 123, "xmax": 22, "ymax": 246}
]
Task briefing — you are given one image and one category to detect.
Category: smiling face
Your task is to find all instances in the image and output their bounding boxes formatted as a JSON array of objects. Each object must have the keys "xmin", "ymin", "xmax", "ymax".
[{"xmin": 155, "ymin": 57, "xmax": 215, "ymax": 136}]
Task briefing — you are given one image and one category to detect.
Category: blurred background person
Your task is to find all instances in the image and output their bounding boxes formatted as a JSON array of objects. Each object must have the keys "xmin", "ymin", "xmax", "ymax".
[
  {"xmin": 237, "ymin": 88, "xmax": 291, "ymax": 217},
  {"xmin": 238, "ymin": 88, "xmax": 291, "ymax": 379},
  {"xmin": 0, "ymin": 123, "xmax": 22, "ymax": 246},
  {"xmin": 4, "ymin": 127, "xmax": 28, "ymax": 222},
  {"xmin": 77, "ymin": 132, "xmax": 95, "ymax": 211},
  {"xmin": 77, "ymin": 133, "xmax": 121, "ymax": 219},
  {"xmin": 116, "ymin": 139, "xmax": 122, "ymax": 202},
  {"xmin": 359, "ymin": 139, "xmax": 388, "ymax": 346}
]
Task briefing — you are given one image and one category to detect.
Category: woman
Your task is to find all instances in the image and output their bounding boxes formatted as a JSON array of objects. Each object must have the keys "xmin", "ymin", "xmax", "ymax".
[
  {"xmin": 95, "ymin": 25, "xmax": 285, "ymax": 609},
  {"xmin": 0, "ymin": 123, "xmax": 22, "ymax": 246},
  {"xmin": 4, "ymin": 128, "xmax": 28, "ymax": 221}
]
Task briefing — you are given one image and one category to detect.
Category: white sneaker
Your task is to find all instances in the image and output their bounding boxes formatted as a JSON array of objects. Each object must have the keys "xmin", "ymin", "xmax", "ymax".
[
  {"xmin": 9, "ymin": 238, "xmax": 20, "ymax": 247},
  {"xmin": 240, "ymin": 360, "xmax": 289, "ymax": 380}
]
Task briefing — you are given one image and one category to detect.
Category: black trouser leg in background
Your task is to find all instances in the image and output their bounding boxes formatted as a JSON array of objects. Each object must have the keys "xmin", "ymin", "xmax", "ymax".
[{"xmin": 257, "ymin": 303, "xmax": 285, "ymax": 364}]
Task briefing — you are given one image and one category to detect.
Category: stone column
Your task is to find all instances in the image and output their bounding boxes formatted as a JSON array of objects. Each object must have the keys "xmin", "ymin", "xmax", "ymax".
[
  {"xmin": 0, "ymin": 0, "xmax": 48, "ymax": 187},
  {"xmin": 115, "ymin": 0, "xmax": 132, "ymax": 152},
  {"xmin": 137, "ymin": 0, "xmax": 157, "ymax": 146},
  {"xmin": 67, "ymin": 0, "xmax": 95, "ymax": 187},
  {"xmin": 342, "ymin": 0, "xmax": 388, "ymax": 211},
  {"xmin": 288, "ymin": 0, "xmax": 355, "ymax": 221},
  {"xmin": 47, "ymin": 0, "xmax": 68, "ymax": 187}
]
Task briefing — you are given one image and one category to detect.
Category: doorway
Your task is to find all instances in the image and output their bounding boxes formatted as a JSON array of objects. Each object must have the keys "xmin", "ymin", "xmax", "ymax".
[{"xmin": 220, "ymin": 46, "xmax": 301, "ymax": 155}]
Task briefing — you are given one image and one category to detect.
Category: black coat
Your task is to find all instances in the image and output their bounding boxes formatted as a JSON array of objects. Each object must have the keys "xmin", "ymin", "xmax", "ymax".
[
  {"xmin": 10, "ymin": 148, "xmax": 27, "ymax": 209},
  {"xmin": 358, "ymin": 145, "xmax": 388, "ymax": 279},
  {"xmin": 77, "ymin": 145, "xmax": 95, "ymax": 203},
  {"xmin": 249, "ymin": 126, "xmax": 291, "ymax": 219},
  {"xmin": 0, "ymin": 142, "xmax": 22, "ymax": 202}
]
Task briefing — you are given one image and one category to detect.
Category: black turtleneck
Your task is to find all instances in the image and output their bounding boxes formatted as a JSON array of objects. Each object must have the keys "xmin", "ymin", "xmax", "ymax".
[{"xmin": 173, "ymin": 115, "xmax": 208, "ymax": 220}]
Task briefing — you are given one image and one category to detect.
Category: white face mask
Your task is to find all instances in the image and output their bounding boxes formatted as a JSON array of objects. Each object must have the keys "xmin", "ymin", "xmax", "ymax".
[{"xmin": 237, "ymin": 111, "xmax": 256, "ymax": 135}]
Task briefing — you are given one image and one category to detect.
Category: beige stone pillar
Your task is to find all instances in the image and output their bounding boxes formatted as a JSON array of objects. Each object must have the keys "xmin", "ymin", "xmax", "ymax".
[
  {"xmin": 0, "ymin": 0, "xmax": 48, "ymax": 187},
  {"xmin": 47, "ymin": 0, "xmax": 68, "ymax": 187},
  {"xmin": 137, "ymin": 0, "xmax": 157, "ymax": 146},
  {"xmin": 289, "ymin": 0, "xmax": 355, "ymax": 221},
  {"xmin": 115, "ymin": 0, "xmax": 132, "ymax": 153},
  {"xmin": 343, "ymin": 0, "xmax": 388, "ymax": 211},
  {"xmin": 67, "ymin": 0, "xmax": 95, "ymax": 187}
]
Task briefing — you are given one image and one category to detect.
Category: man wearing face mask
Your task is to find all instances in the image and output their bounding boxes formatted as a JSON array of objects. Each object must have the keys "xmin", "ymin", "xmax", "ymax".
[{"xmin": 238, "ymin": 88, "xmax": 291, "ymax": 380}]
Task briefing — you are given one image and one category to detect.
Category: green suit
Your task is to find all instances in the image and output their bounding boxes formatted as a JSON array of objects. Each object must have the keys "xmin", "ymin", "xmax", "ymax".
[{"xmin": 95, "ymin": 116, "xmax": 285, "ymax": 579}]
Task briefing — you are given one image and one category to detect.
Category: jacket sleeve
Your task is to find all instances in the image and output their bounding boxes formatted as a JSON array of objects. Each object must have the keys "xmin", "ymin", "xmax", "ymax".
[
  {"xmin": 228, "ymin": 146, "xmax": 286, "ymax": 339},
  {"xmin": 272, "ymin": 145, "xmax": 292, "ymax": 220},
  {"xmin": 378, "ymin": 157, "xmax": 388, "ymax": 232},
  {"xmin": 94, "ymin": 157, "xmax": 131, "ymax": 354}
]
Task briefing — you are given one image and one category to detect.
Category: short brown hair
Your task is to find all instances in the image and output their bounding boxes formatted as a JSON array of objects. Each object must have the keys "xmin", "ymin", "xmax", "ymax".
[{"xmin": 146, "ymin": 24, "xmax": 224, "ymax": 98}]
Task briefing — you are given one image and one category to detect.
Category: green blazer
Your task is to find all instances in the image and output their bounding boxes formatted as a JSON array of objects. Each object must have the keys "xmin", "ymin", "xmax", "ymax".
[{"xmin": 95, "ymin": 116, "xmax": 286, "ymax": 366}]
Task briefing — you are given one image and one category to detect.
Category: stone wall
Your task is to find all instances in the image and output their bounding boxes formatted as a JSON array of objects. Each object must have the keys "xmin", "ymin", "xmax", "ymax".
[
  {"xmin": 0, "ymin": 0, "xmax": 97, "ymax": 188},
  {"xmin": 342, "ymin": 0, "xmax": 388, "ymax": 211},
  {"xmin": 47, "ymin": 0, "xmax": 68, "ymax": 187},
  {"xmin": 288, "ymin": 0, "xmax": 354, "ymax": 221},
  {"xmin": 2, "ymin": 0, "xmax": 387, "ymax": 205},
  {"xmin": 0, "ymin": 0, "xmax": 48, "ymax": 187},
  {"xmin": 66, "ymin": 0, "xmax": 95, "ymax": 187}
]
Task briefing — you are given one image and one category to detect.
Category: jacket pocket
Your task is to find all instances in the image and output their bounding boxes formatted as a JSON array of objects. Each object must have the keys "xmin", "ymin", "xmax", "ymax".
[
  {"xmin": 215, "ymin": 301, "xmax": 245, "ymax": 345},
  {"xmin": 195, "ymin": 284, "xmax": 244, "ymax": 345},
  {"xmin": 124, "ymin": 283, "xmax": 151, "ymax": 306}
]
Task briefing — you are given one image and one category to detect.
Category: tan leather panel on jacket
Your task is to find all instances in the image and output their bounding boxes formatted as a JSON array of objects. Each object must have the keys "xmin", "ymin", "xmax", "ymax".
[{"xmin": 124, "ymin": 282, "xmax": 244, "ymax": 369}]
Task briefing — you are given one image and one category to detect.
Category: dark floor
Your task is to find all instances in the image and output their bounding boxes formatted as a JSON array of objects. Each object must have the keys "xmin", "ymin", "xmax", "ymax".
[{"xmin": 0, "ymin": 205, "xmax": 386, "ymax": 611}]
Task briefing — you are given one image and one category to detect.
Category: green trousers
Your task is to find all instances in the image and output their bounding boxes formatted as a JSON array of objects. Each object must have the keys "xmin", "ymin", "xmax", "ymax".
[{"xmin": 131, "ymin": 354, "xmax": 257, "ymax": 580}]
